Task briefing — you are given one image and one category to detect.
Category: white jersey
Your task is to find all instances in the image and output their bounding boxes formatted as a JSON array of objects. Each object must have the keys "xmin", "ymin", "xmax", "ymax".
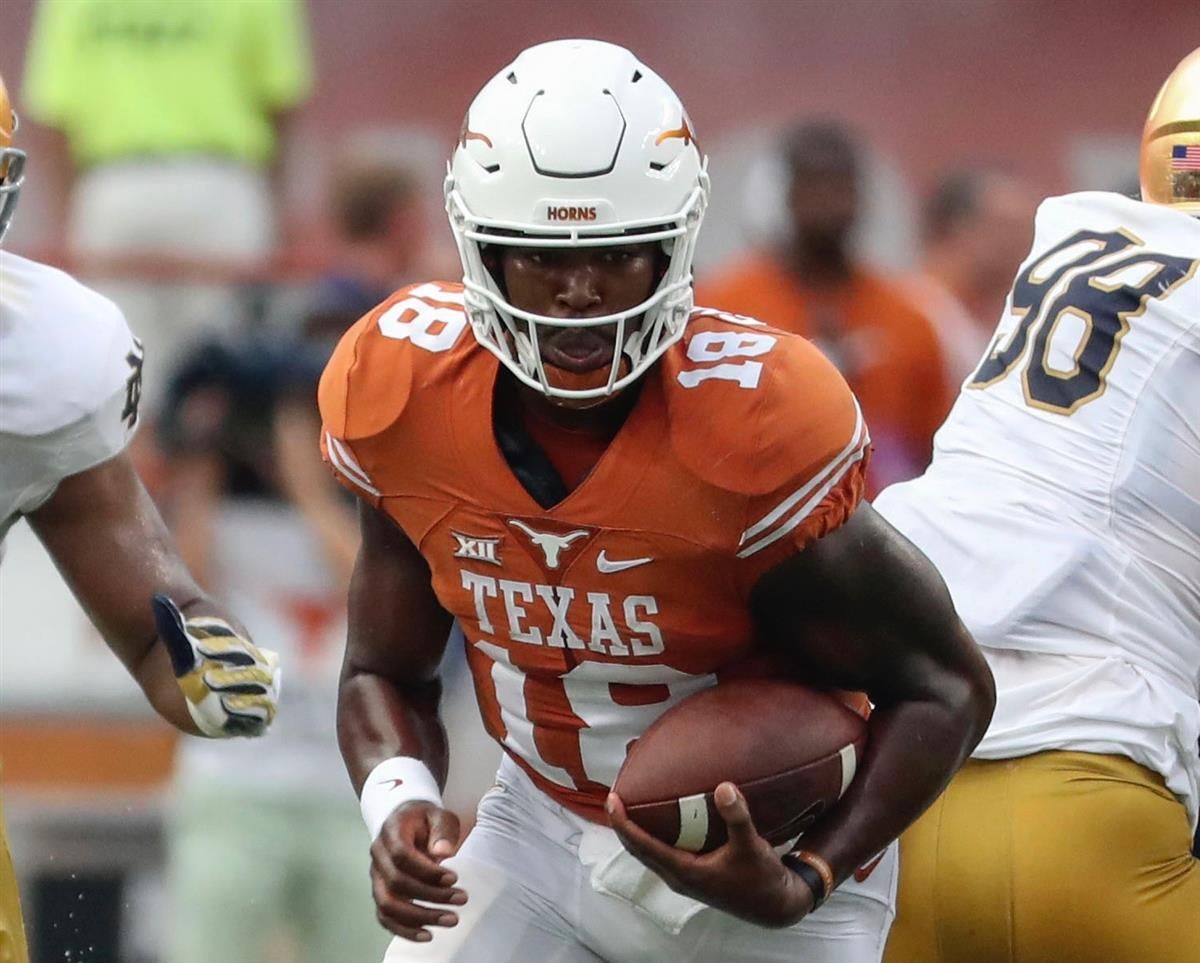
[
  {"xmin": 0, "ymin": 251, "xmax": 142, "ymax": 544},
  {"xmin": 875, "ymin": 192, "xmax": 1200, "ymax": 826}
]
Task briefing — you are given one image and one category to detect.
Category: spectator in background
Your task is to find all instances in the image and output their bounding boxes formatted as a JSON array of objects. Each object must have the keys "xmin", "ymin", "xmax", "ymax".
[
  {"xmin": 271, "ymin": 156, "xmax": 502, "ymax": 824},
  {"xmin": 158, "ymin": 333, "xmax": 389, "ymax": 963},
  {"xmin": 273, "ymin": 158, "xmax": 427, "ymax": 590},
  {"xmin": 905, "ymin": 168, "xmax": 1038, "ymax": 387},
  {"xmin": 697, "ymin": 120, "xmax": 951, "ymax": 493},
  {"xmin": 304, "ymin": 160, "xmax": 427, "ymax": 336},
  {"xmin": 21, "ymin": 0, "xmax": 312, "ymax": 409},
  {"xmin": 157, "ymin": 161, "xmax": 460, "ymax": 962}
]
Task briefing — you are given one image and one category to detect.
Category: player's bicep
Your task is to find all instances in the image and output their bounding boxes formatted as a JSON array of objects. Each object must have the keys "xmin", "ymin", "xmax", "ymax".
[
  {"xmin": 748, "ymin": 503, "xmax": 989, "ymax": 708},
  {"xmin": 345, "ymin": 501, "xmax": 453, "ymax": 684}
]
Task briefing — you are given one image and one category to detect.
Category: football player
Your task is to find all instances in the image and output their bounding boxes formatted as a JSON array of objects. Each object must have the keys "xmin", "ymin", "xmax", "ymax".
[
  {"xmin": 0, "ymin": 74, "xmax": 281, "ymax": 963},
  {"xmin": 876, "ymin": 48, "xmax": 1200, "ymax": 963},
  {"xmin": 319, "ymin": 40, "xmax": 994, "ymax": 963}
]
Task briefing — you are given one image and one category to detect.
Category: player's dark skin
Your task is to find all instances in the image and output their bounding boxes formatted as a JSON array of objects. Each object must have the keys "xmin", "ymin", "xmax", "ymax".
[
  {"xmin": 339, "ymin": 240, "xmax": 996, "ymax": 940},
  {"xmin": 24, "ymin": 450, "xmax": 241, "ymax": 736}
]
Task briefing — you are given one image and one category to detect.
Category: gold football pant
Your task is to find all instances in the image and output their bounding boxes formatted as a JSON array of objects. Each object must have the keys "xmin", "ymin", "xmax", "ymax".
[
  {"xmin": 884, "ymin": 751, "xmax": 1200, "ymax": 963},
  {"xmin": 0, "ymin": 799, "xmax": 30, "ymax": 963}
]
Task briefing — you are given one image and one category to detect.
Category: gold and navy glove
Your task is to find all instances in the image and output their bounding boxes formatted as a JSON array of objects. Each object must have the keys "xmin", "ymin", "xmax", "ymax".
[{"xmin": 152, "ymin": 594, "xmax": 281, "ymax": 737}]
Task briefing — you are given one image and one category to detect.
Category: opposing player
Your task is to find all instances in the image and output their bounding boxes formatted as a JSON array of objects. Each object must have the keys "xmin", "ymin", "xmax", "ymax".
[
  {"xmin": 877, "ymin": 48, "xmax": 1200, "ymax": 963},
  {"xmin": 320, "ymin": 41, "xmax": 994, "ymax": 963},
  {"xmin": 0, "ymin": 74, "xmax": 281, "ymax": 963}
]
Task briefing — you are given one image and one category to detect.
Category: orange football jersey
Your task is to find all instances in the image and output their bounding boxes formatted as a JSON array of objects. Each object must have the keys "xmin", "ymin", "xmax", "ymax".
[{"xmin": 319, "ymin": 282, "xmax": 870, "ymax": 821}]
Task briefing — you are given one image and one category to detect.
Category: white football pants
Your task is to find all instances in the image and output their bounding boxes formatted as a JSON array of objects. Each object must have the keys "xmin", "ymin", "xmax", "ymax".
[{"xmin": 383, "ymin": 756, "xmax": 897, "ymax": 963}]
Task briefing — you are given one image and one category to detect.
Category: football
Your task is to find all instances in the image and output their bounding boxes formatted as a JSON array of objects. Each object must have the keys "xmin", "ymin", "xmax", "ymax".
[{"xmin": 612, "ymin": 679, "xmax": 868, "ymax": 853}]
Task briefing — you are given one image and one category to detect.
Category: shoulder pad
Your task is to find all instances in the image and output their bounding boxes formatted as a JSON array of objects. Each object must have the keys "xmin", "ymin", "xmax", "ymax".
[
  {"xmin": 0, "ymin": 254, "xmax": 140, "ymax": 437},
  {"xmin": 661, "ymin": 309, "xmax": 865, "ymax": 496},
  {"xmin": 318, "ymin": 281, "xmax": 470, "ymax": 444},
  {"xmin": 1034, "ymin": 192, "xmax": 1200, "ymax": 261}
]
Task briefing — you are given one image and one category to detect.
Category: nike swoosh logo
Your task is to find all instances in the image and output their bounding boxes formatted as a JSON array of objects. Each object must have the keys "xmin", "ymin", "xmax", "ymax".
[
  {"xmin": 380, "ymin": 778, "xmax": 405, "ymax": 790},
  {"xmin": 853, "ymin": 851, "xmax": 885, "ymax": 883},
  {"xmin": 596, "ymin": 551, "xmax": 653, "ymax": 574}
]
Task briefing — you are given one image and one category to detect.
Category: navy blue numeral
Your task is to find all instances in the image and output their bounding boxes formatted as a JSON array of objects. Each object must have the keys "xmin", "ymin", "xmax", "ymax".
[{"xmin": 969, "ymin": 230, "xmax": 1197, "ymax": 414}]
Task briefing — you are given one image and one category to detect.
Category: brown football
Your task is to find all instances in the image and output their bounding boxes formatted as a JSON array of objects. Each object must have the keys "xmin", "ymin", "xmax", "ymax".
[{"xmin": 612, "ymin": 679, "xmax": 867, "ymax": 853}]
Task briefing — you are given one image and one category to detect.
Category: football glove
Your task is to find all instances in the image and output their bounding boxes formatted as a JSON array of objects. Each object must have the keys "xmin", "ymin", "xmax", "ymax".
[{"xmin": 152, "ymin": 594, "xmax": 282, "ymax": 738}]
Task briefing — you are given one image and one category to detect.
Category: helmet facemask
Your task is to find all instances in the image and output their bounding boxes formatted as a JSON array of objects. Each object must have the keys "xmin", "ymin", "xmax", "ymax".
[
  {"xmin": 446, "ymin": 175, "xmax": 707, "ymax": 402},
  {"xmin": 0, "ymin": 106, "xmax": 26, "ymax": 245}
]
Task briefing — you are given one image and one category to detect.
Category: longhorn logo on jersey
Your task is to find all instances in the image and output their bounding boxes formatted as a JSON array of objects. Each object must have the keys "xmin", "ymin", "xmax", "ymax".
[{"xmin": 508, "ymin": 518, "xmax": 596, "ymax": 572}]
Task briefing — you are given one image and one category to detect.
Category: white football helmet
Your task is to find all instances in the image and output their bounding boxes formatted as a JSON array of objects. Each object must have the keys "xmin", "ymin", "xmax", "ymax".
[{"xmin": 445, "ymin": 39, "xmax": 709, "ymax": 401}]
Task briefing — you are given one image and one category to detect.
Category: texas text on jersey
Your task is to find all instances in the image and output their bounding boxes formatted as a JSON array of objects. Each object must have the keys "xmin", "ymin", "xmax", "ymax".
[{"xmin": 320, "ymin": 280, "xmax": 869, "ymax": 820}]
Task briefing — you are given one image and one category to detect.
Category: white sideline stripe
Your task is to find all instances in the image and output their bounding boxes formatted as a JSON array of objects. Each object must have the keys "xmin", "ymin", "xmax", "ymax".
[
  {"xmin": 327, "ymin": 434, "xmax": 376, "ymax": 490},
  {"xmin": 328, "ymin": 445, "xmax": 380, "ymax": 497},
  {"xmin": 838, "ymin": 744, "xmax": 858, "ymax": 798},
  {"xmin": 675, "ymin": 794, "xmax": 710, "ymax": 852},
  {"xmin": 328, "ymin": 435, "xmax": 375, "ymax": 490},
  {"xmin": 740, "ymin": 401, "xmax": 866, "ymax": 545},
  {"xmin": 326, "ymin": 433, "xmax": 381, "ymax": 497},
  {"xmin": 736, "ymin": 445, "xmax": 868, "ymax": 559}
]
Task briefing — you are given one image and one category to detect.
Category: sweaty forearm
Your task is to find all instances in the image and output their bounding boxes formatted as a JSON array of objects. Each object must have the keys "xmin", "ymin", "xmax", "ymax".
[
  {"xmin": 340, "ymin": 502, "xmax": 456, "ymax": 794},
  {"xmin": 338, "ymin": 668, "xmax": 449, "ymax": 795},
  {"xmin": 796, "ymin": 665, "xmax": 991, "ymax": 887}
]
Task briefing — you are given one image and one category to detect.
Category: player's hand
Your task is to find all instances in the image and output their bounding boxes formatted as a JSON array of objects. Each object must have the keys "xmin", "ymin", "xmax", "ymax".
[
  {"xmin": 152, "ymin": 594, "xmax": 281, "ymax": 738},
  {"xmin": 372, "ymin": 801, "xmax": 468, "ymax": 942},
  {"xmin": 607, "ymin": 782, "xmax": 815, "ymax": 928}
]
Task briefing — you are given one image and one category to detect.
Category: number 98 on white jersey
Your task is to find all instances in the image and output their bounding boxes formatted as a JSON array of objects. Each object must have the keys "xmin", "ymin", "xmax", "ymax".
[{"xmin": 875, "ymin": 191, "xmax": 1200, "ymax": 825}]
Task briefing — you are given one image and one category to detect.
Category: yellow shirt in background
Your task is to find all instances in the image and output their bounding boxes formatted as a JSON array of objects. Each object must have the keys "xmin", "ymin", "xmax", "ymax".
[{"xmin": 22, "ymin": 0, "xmax": 312, "ymax": 167}]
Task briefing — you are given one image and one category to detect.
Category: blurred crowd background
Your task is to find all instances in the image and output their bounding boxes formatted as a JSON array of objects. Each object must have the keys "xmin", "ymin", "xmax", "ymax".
[{"xmin": 0, "ymin": 1, "xmax": 1194, "ymax": 961}]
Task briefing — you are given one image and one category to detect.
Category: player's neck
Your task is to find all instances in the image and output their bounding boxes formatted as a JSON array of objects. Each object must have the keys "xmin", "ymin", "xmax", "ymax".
[{"xmin": 510, "ymin": 376, "xmax": 638, "ymax": 438}]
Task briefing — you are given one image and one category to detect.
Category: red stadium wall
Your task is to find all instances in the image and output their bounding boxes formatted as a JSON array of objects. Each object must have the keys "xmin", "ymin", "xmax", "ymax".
[
  {"xmin": 291, "ymin": 0, "xmax": 1191, "ymax": 190},
  {"xmin": 2, "ymin": 0, "xmax": 1193, "ymax": 241}
]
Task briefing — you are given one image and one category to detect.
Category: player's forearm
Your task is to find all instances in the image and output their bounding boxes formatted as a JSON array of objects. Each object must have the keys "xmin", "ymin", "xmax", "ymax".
[
  {"xmin": 340, "ymin": 502, "xmax": 455, "ymax": 792},
  {"xmin": 748, "ymin": 506, "xmax": 995, "ymax": 889},
  {"xmin": 338, "ymin": 666, "xmax": 450, "ymax": 795},
  {"xmin": 796, "ymin": 662, "xmax": 992, "ymax": 887}
]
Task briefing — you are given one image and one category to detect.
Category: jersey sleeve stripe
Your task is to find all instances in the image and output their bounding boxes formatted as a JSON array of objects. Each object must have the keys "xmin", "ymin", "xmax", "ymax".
[
  {"xmin": 325, "ymin": 432, "xmax": 382, "ymax": 497},
  {"xmin": 735, "ymin": 439, "xmax": 869, "ymax": 559},
  {"xmin": 739, "ymin": 401, "xmax": 867, "ymax": 546}
]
